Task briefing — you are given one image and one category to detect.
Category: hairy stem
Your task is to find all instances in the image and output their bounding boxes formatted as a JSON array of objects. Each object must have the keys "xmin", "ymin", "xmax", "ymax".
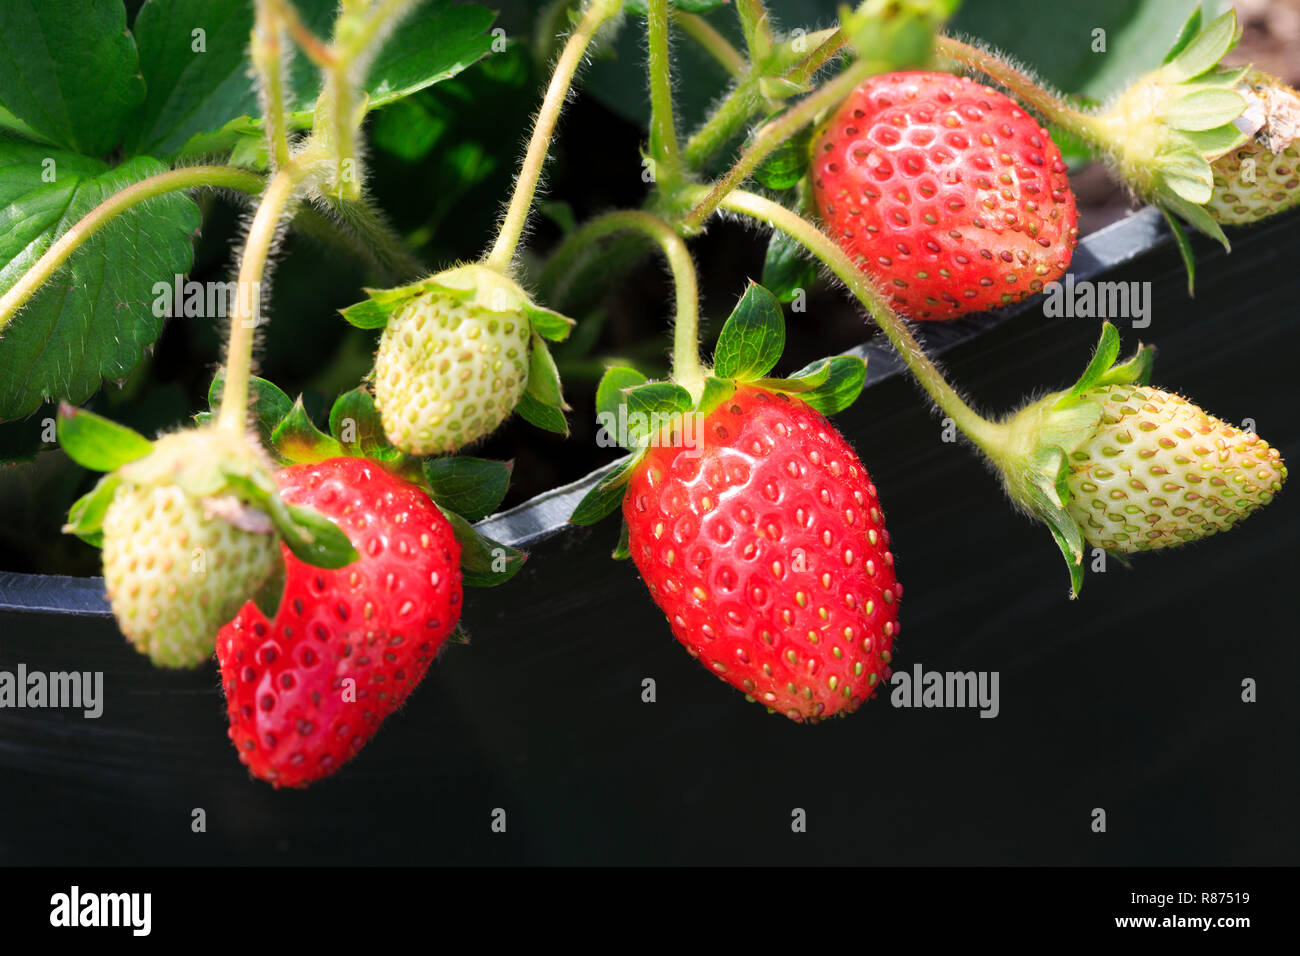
[
  {"xmin": 719, "ymin": 190, "xmax": 1006, "ymax": 456},
  {"xmin": 736, "ymin": 0, "xmax": 774, "ymax": 65},
  {"xmin": 254, "ymin": 1, "xmax": 292, "ymax": 168},
  {"xmin": 646, "ymin": 0, "xmax": 682, "ymax": 183},
  {"xmin": 0, "ymin": 166, "xmax": 265, "ymax": 333},
  {"xmin": 673, "ymin": 10, "xmax": 746, "ymax": 77},
  {"xmin": 681, "ymin": 56, "xmax": 875, "ymax": 232},
  {"xmin": 218, "ymin": 166, "xmax": 304, "ymax": 433},
  {"xmin": 537, "ymin": 210, "xmax": 703, "ymax": 390},
  {"xmin": 484, "ymin": 0, "xmax": 624, "ymax": 273},
  {"xmin": 934, "ymin": 36, "xmax": 1103, "ymax": 146},
  {"xmin": 683, "ymin": 78, "xmax": 762, "ymax": 168}
]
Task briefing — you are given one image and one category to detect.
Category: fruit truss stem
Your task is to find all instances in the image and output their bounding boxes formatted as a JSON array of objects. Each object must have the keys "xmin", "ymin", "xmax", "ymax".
[
  {"xmin": 0, "ymin": 166, "xmax": 266, "ymax": 333},
  {"xmin": 646, "ymin": 0, "xmax": 683, "ymax": 186},
  {"xmin": 673, "ymin": 11, "xmax": 746, "ymax": 78},
  {"xmin": 681, "ymin": 55, "xmax": 876, "ymax": 232},
  {"xmin": 933, "ymin": 36, "xmax": 1103, "ymax": 147},
  {"xmin": 484, "ymin": 0, "xmax": 625, "ymax": 274},
  {"xmin": 217, "ymin": 165, "xmax": 304, "ymax": 434},
  {"xmin": 254, "ymin": 0, "xmax": 293, "ymax": 169},
  {"xmin": 719, "ymin": 189, "xmax": 1008, "ymax": 458}
]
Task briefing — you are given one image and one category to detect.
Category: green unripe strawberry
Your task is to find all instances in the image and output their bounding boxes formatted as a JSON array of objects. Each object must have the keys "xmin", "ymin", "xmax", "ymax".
[
  {"xmin": 1206, "ymin": 70, "xmax": 1300, "ymax": 224},
  {"xmin": 372, "ymin": 266, "xmax": 532, "ymax": 456},
  {"xmin": 99, "ymin": 428, "xmax": 281, "ymax": 668},
  {"xmin": 991, "ymin": 323, "xmax": 1286, "ymax": 595},
  {"xmin": 1063, "ymin": 385, "xmax": 1286, "ymax": 553}
]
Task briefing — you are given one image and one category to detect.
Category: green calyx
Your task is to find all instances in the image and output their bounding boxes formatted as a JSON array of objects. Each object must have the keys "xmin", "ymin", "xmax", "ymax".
[
  {"xmin": 196, "ymin": 373, "xmax": 525, "ymax": 588},
  {"xmin": 58, "ymin": 408, "xmax": 358, "ymax": 572},
  {"xmin": 990, "ymin": 323, "xmax": 1155, "ymax": 597},
  {"xmin": 569, "ymin": 281, "xmax": 868, "ymax": 550},
  {"xmin": 1091, "ymin": 8, "xmax": 1249, "ymax": 248}
]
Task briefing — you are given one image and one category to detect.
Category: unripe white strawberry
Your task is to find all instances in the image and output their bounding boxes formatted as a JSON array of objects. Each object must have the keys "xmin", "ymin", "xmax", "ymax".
[
  {"xmin": 1206, "ymin": 71, "xmax": 1300, "ymax": 224},
  {"xmin": 99, "ymin": 428, "xmax": 280, "ymax": 669},
  {"xmin": 1064, "ymin": 385, "xmax": 1286, "ymax": 553},
  {"xmin": 372, "ymin": 265, "xmax": 533, "ymax": 455}
]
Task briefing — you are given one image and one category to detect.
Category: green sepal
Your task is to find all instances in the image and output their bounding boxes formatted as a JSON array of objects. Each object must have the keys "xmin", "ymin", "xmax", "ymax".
[
  {"xmin": 1057, "ymin": 322, "xmax": 1121, "ymax": 406},
  {"xmin": 1158, "ymin": 88, "xmax": 1246, "ymax": 132},
  {"xmin": 338, "ymin": 279, "xmax": 466, "ymax": 330},
  {"xmin": 1160, "ymin": 205, "xmax": 1197, "ymax": 297},
  {"xmin": 697, "ymin": 376, "xmax": 737, "ymax": 417},
  {"xmin": 525, "ymin": 303, "xmax": 577, "ymax": 342},
  {"xmin": 272, "ymin": 398, "xmax": 346, "ymax": 464},
  {"xmin": 1160, "ymin": 193, "xmax": 1231, "ymax": 251},
  {"xmin": 439, "ymin": 506, "xmax": 526, "ymax": 587},
  {"xmin": 220, "ymin": 469, "xmax": 359, "ymax": 570},
  {"xmin": 205, "ymin": 371, "xmax": 293, "ymax": 451},
  {"xmin": 422, "ymin": 457, "xmax": 513, "ymax": 522},
  {"xmin": 596, "ymin": 366, "xmax": 648, "ymax": 422},
  {"xmin": 1164, "ymin": 9, "xmax": 1238, "ymax": 82},
  {"xmin": 62, "ymin": 472, "xmax": 123, "ymax": 547},
  {"xmin": 1162, "ymin": 5, "xmax": 1202, "ymax": 64},
  {"xmin": 516, "ymin": 391, "xmax": 570, "ymax": 435},
  {"xmin": 761, "ymin": 355, "xmax": 868, "ymax": 416},
  {"xmin": 338, "ymin": 298, "xmax": 393, "ymax": 330},
  {"xmin": 623, "ymin": 381, "xmax": 695, "ymax": 449},
  {"xmin": 612, "ymin": 519, "xmax": 631, "ymax": 560},
  {"xmin": 328, "ymin": 387, "xmax": 399, "ymax": 461},
  {"xmin": 250, "ymin": 561, "xmax": 287, "ymax": 620},
  {"xmin": 525, "ymin": 333, "xmax": 568, "ymax": 410},
  {"xmin": 570, "ymin": 455, "xmax": 640, "ymax": 526},
  {"xmin": 56, "ymin": 404, "xmax": 153, "ymax": 472},
  {"xmin": 713, "ymin": 281, "xmax": 785, "ymax": 381}
]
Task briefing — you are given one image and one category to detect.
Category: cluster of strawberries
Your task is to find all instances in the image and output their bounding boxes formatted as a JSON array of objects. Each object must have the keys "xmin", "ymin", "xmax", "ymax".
[{"xmin": 60, "ymin": 17, "xmax": 1295, "ymax": 787}]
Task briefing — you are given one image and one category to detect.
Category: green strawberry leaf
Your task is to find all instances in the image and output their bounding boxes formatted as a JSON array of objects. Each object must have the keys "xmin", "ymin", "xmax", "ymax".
[
  {"xmin": 1166, "ymin": 9, "xmax": 1238, "ymax": 83},
  {"xmin": 762, "ymin": 229, "xmax": 819, "ymax": 304},
  {"xmin": 62, "ymin": 472, "xmax": 122, "ymax": 547},
  {"xmin": 328, "ymin": 387, "xmax": 396, "ymax": 459},
  {"xmin": 713, "ymin": 282, "xmax": 785, "ymax": 381},
  {"xmin": 774, "ymin": 355, "xmax": 867, "ymax": 416},
  {"xmin": 206, "ymin": 371, "xmax": 293, "ymax": 452},
  {"xmin": 440, "ymin": 507, "xmax": 526, "ymax": 587},
  {"xmin": 595, "ymin": 366, "xmax": 648, "ymax": 421},
  {"xmin": 0, "ymin": 0, "xmax": 144, "ymax": 156},
  {"xmin": 422, "ymin": 457, "xmax": 512, "ymax": 522},
  {"xmin": 526, "ymin": 303, "xmax": 577, "ymax": 342},
  {"xmin": 56, "ymin": 403, "xmax": 153, "ymax": 472},
  {"xmin": 362, "ymin": 2, "xmax": 497, "ymax": 111},
  {"xmin": 515, "ymin": 390, "xmax": 569, "ymax": 436},
  {"xmin": 0, "ymin": 147, "xmax": 201, "ymax": 419},
  {"xmin": 525, "ymin": 334, "xmax": 567, "ymax": 410},
  {"xmin": 272, "ymin": 398, "xmax": 345, "ymax": 463},
  {"xmin": 122, "ymin": 0, "xmax": 262, "ymax": 157},
  {"xmin": 569, "ymin": 456, "xmax": 638, "ymax": 526}
]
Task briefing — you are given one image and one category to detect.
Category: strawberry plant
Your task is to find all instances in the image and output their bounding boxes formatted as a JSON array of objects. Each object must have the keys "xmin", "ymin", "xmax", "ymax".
[{"xmin": 0, "ymin": 0, "xmax": 1292, "ymax": 789}]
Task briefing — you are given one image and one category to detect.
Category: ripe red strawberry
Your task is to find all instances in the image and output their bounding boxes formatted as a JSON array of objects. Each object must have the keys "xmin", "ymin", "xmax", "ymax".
[
  {"xmin": 811, "ymin": 71, "xmax": 1078, "ymax": 320},
  {"xmin": 217, "ymin": 457, "xmax": 462, "ymax": 788},
  {"xmin": 623, "ymin": 385, "xmax": 900, "ymax": 723}
]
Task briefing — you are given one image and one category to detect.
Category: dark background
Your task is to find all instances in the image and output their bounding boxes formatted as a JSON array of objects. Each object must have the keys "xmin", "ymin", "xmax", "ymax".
[{"xmin": 1, "ymin": 207, "xmax": 1295, "ymax": 865}]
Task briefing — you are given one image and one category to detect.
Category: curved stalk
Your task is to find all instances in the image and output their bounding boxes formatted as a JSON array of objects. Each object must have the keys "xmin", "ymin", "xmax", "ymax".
[
  {"xmin": 719, "ymin": 189, "xmax": 1008, "ymax": 458},
  {"xmin": 673, "ymin": 11, "xmax": 746, "ymax": 77},
  {"xmin": 484, "ymin": 0, "xmax": 625, "ymax": 273},
  {"xmin": 934, "ymin": 36, "xmax": 1103, "ymax": 146},
  {"xmin": 217, "ymin": 166, "xmax": 305, "ymax": 433},
  {"xmin": 0, "ymin": 166, "xmax": 265, "ymax": 333},
  {"xmin": 681, "ymin": 56, "xmax": 875, "ymax": 232},
  {"xmin": 646, "ymin": 0, "xmax": 682, "ymax": 183}
]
